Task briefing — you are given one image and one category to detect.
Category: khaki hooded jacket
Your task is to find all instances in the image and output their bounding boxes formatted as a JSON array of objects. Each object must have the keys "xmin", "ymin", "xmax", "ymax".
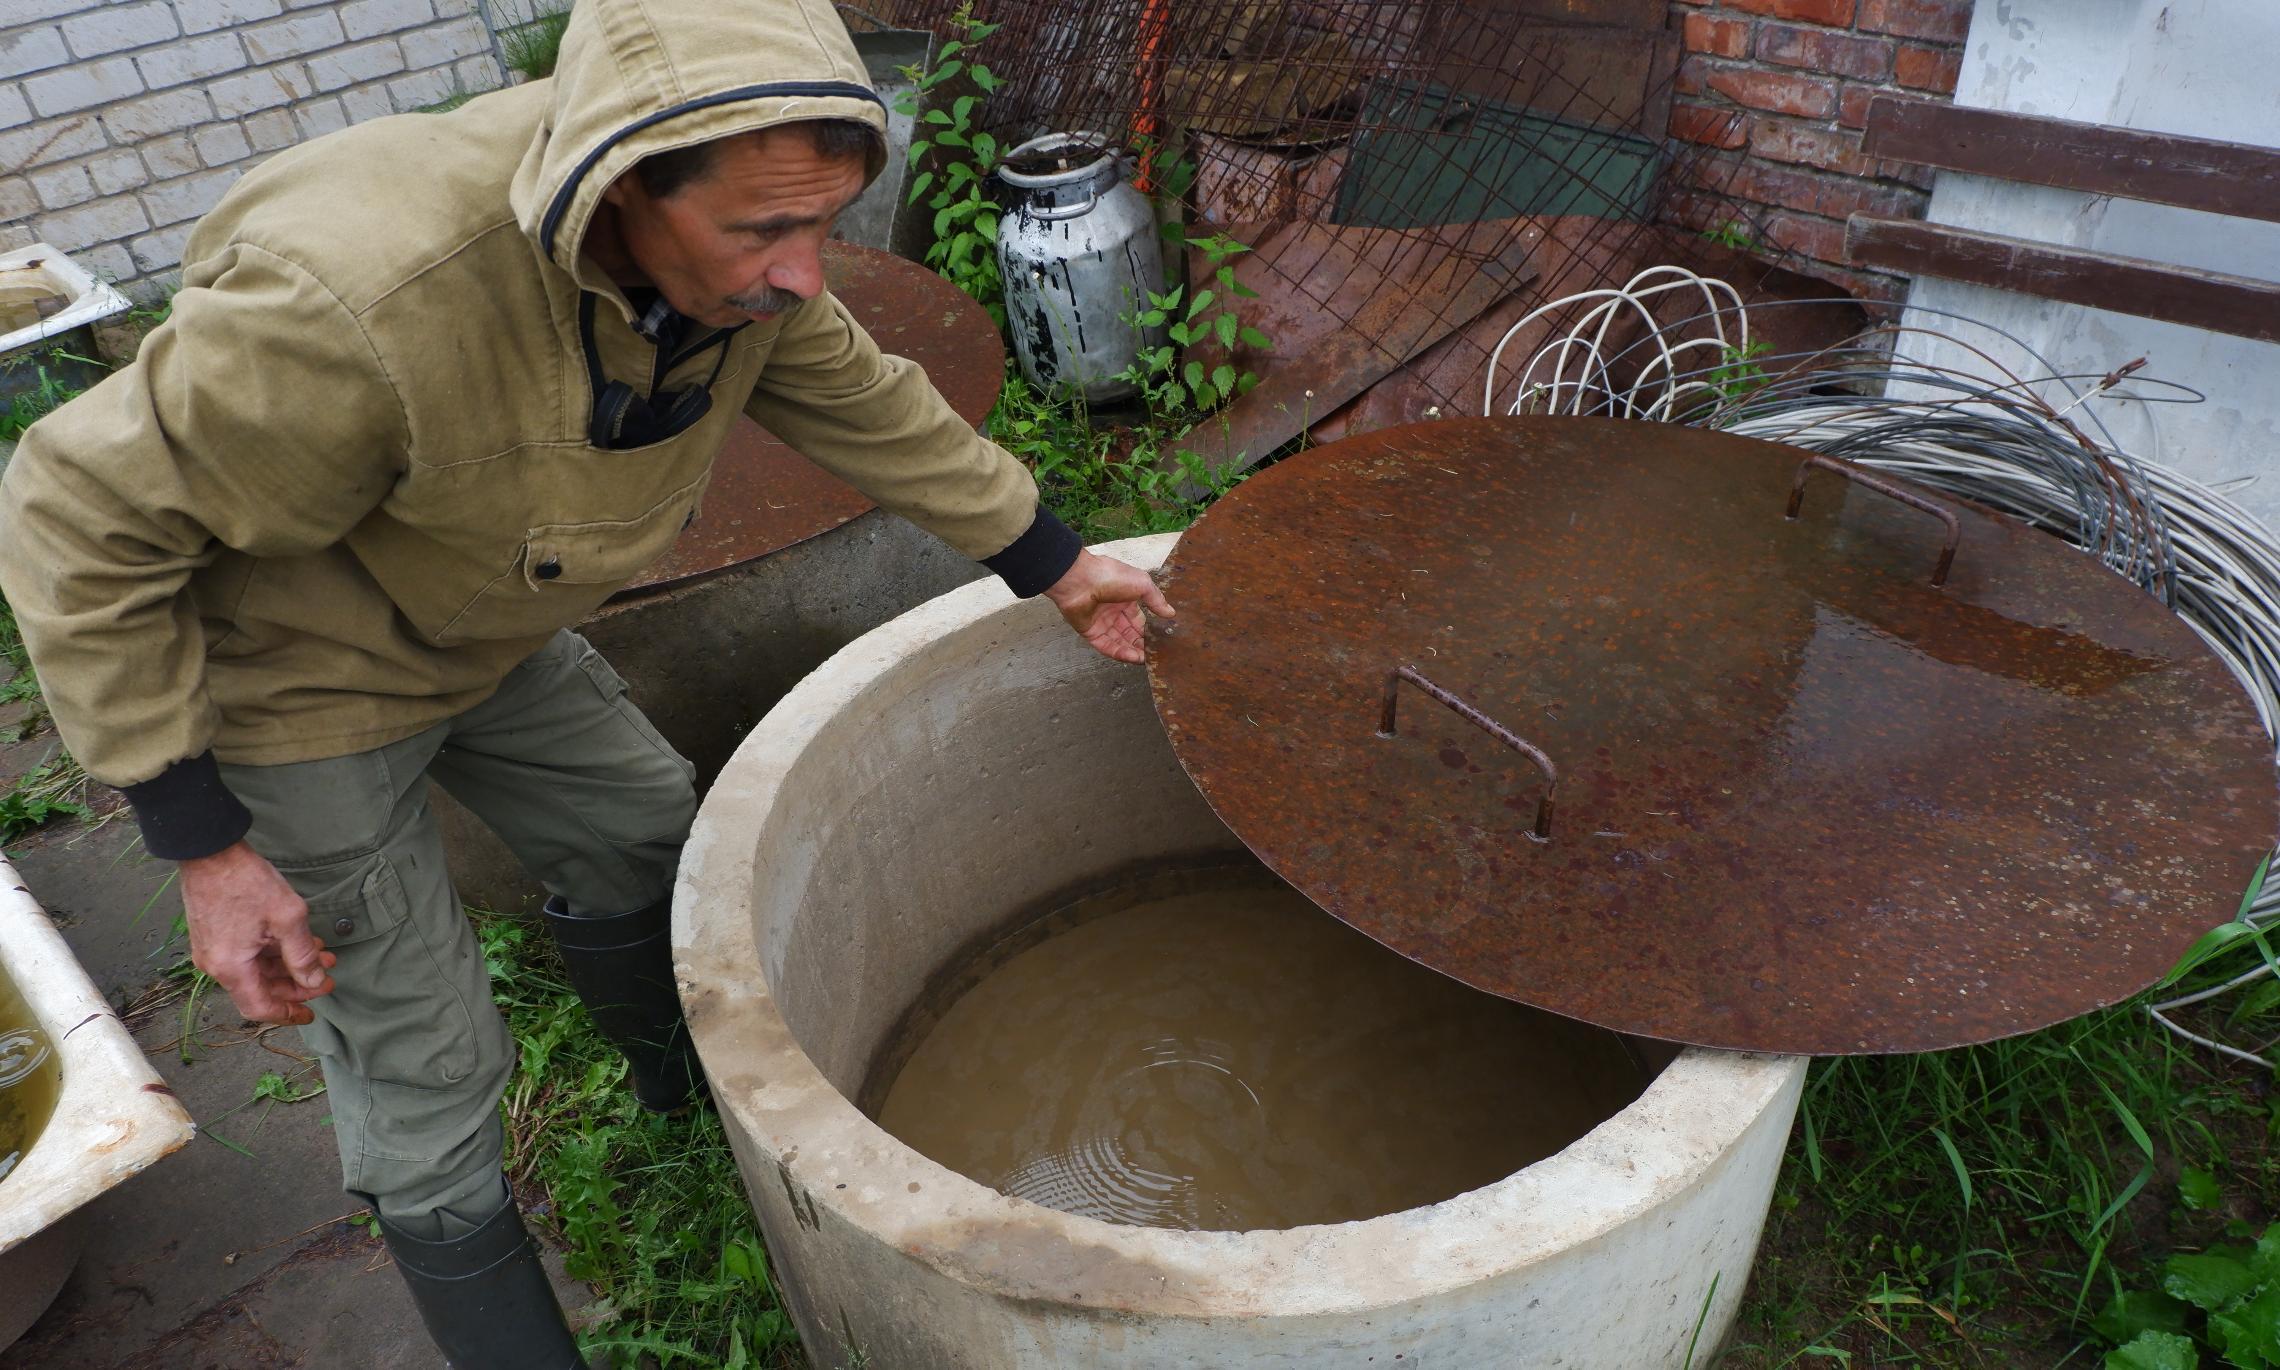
[{"xmin": 0, "ymin": 0, "xmax": 1077, "ymax": 858}]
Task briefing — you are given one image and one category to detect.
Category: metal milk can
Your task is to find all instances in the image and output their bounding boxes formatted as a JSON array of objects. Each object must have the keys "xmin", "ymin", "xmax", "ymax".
[{"xmin": 994, "ymin": 133, "xmax": 1166, "ymax": 403}]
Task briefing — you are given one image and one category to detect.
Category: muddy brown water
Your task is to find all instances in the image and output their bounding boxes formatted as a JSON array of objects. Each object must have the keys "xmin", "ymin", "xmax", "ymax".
[
  {"xmin": 0, "ymin": 293, "xmax": 68, "ymax": 336},
  {"xmin": 870, "ymin": 865, "xmax": 1663, "ymax": 1231},
  {"xmin": 0, "ymin": 961, "xmax": 58, "ymax": 1186}
]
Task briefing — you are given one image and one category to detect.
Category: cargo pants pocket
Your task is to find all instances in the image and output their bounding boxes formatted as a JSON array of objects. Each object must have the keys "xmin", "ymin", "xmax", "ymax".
[
  {"xmin": 289, "ymin": 851, "xmax": 512, "ymax": 1193},
  {"xmin": 569, "ymin": 637, "xmax": 701, "ymax": 816},
  {"xmin": 294, "ymin": 854, "xmax": 485, "ymax": 1090}
]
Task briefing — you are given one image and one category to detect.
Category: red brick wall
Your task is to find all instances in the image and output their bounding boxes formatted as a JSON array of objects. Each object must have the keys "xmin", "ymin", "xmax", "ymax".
[{"xmin": 1663, "ymin": 0, "xmax": 1973, "ymax": 304}]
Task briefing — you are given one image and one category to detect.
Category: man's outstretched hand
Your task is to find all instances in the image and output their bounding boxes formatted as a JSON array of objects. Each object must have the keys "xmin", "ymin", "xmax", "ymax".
[
  {"xmin": 180, "ymin": 840, "xmax": 338, "ymax": 1026},
  {"xmin": 1043, "ymin": 549, "xmax": 1176, "ymax": 664}
]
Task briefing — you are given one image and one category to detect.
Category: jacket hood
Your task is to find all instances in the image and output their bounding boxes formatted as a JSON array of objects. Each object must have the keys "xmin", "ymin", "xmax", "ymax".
[{"xmin": 509, "ymin": 0, "xmax": 888, "ymax": 292}]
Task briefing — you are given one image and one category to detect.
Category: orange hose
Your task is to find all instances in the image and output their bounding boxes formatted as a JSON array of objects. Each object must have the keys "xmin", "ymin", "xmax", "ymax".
[{"xmin": 1133, "ymin": 0, "xmax": 1170, "ymax": 192}]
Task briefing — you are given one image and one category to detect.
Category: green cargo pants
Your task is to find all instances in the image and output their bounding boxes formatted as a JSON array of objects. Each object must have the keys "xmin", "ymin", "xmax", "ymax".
[{"xmin": 220, "ymin": 630, "xmax": 697, "ymax": 1240}]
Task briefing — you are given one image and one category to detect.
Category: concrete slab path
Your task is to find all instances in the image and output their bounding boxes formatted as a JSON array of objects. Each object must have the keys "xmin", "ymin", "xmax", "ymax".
[{"xmin": 4, "ymin": 817, "xmax": 590, "ymax": 1369}]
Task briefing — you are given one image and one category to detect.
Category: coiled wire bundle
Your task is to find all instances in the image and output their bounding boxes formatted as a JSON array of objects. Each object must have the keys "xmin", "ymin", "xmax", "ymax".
[{"xmin": 1483, "ymin": 270, "xmax": 2280, "ymax": 1067}]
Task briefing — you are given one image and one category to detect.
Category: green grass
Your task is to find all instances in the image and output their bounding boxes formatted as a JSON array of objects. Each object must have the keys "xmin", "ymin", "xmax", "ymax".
[
  {"xmin": 0, "ymin": 599, "xmax": 29, "ymax": 697},
  {"xmin": 0, "ymin": 358, "xmax": 86, "ymax": 442},
  {"xmin": 477, "ymin": 911, "xmax": 804, "ymax": 1368},
  {"xmin": 987, "ymin": 369, "xmax": 1248, "ymax": 543},
  {"xmin": 501, "ymin": 4, "xmax": 571, "ymax": 83},
  {"xmin": 0, "ymin": 543, "xmax": 92, "ymax": 844},
  {"xmin": 418, "ymin": 86, "xmax": 477, "ymax": 114},
  {"xmin": 988, "ymin": 371, "xmax": 1185, "ymax": 541},
  {"xmin": 470, "ymin": 878, "xmax": 2280, "ymax": 1370},
  {"xmin": 0, "ymin": 99, "xmax": 2269, "ymax": 1362},
  {"xmin": 0, "ymin": 759, "xmax": 89, "ymax": 843},
  {"xmin": 1, "ymin": 596, "xmax": 91, "ymax": 843},
  {"xmin": 1722, "ymin": 985, "xmax": 2280, "ymax": 1367}
]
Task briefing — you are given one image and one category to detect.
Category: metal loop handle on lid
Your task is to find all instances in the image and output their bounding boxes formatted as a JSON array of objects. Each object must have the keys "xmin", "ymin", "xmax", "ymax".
[
  {"xmin": 1785, "ymin": 453, "xmax": 1962, "ymax": 587},
  {"xmin": 1377, "ymin": 666, "xmax": 1558, "ymax": 842}
]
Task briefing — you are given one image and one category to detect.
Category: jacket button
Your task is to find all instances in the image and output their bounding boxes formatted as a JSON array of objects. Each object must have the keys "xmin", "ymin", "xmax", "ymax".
[
  {"xmin": 535, "ymin": 558, "xmax": 562, "ymax": 581},
  {"xmin": 332, "ymin": 916, "xmax": 355, "ymax": 937}
]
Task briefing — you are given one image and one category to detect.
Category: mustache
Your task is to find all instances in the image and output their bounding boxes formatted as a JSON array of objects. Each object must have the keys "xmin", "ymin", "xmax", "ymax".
[{"xmin": 726, "ymin": 283, "xmax": 802, "ymax": 316}]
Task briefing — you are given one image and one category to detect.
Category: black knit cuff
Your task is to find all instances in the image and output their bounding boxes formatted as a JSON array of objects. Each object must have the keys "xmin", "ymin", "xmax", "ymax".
[
  {"xmin": 119, "ymin": 750, "xmax": 253, "ymax": 861},
  {"xmin": 981, "ymin": 503, "xmax": 1083, "ymax": 599}
]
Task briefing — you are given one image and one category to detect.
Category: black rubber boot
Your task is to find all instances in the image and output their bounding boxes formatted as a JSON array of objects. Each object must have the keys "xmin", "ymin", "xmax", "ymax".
[
  {"xmin": 381, "ymin": 1199, "xmax": 583, "ymax": 1370},
  {"xmin": 542, "ymin": 895, "xmax": 703, "ymax": 1113}
]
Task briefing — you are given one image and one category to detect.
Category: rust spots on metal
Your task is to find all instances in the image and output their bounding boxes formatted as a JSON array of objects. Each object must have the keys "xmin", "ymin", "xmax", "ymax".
[
  {"xmin": 1147, "ymin": 415, "xmax": 2280, "ymax": 1055},
  {"xmin": 1179, "ymin": 220, "xmax": 1539, "ymax": 479},
  {"xmin": 1787, "ymin": 454, "xmax": 1960, "ymax": 588},
  {"xmin": 617, "ymin": 242, "xmax": 1006, "ymax": 597},
  {"xmin": 1380, "ymin": 666, "xmax": 1557, "ymax": 842}
]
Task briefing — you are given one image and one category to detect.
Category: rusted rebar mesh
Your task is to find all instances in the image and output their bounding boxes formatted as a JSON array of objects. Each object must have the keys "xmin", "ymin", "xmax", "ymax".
[{"xmin": 857, "ymin": 0, "xmax": 1828, "ymax": 419}]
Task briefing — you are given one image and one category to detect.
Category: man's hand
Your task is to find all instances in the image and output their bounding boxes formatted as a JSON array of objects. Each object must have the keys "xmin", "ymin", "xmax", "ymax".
[
  {"xmin": 1042, "ymin": 549, "xmax": 1176, "ymax": 664},
  {"xmin": 180, "ymin": 841, "xmax": 337, "ymax": 1026}
]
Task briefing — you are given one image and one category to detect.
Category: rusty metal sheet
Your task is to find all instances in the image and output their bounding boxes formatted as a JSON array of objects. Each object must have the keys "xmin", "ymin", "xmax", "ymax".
[
  {"xmin": 618, "ymin": 242, "xmax": 1004, "ymax": 596},
  {"xmin": 1180, "ymin": 221, "xmax": 1538, "ymax": 479},
  {"xmin": 1314, "ymin": 216, "xmax": 1866, "ymax": 441},
  {"xmin": 1432, "ymin": 21, "xmax": 1678, "ymax": 135},
  {"xmin": 1147, "ymin": 415, "xmax": 2280, "ymax": 1055}
]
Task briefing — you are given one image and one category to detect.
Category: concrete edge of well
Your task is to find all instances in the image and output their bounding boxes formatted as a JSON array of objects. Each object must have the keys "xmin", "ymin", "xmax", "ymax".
[
  {"xmin": 676, "ymin": 530, "xmax": 1809, "ymax": 1317},
  {"xmin": 0, "ymin": 849, "xmax": 196, "ymax": 1250}
]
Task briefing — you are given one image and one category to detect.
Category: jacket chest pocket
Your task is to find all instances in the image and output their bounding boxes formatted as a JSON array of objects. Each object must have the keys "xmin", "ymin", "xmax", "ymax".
[{"xmin": 434, "ymin": 473, "xmax": 705, "ymax": 643}]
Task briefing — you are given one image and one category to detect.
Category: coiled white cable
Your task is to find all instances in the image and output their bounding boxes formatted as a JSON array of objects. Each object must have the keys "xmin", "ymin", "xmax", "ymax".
[{"xmin": 1481, "ymin": 265, "xmax": 1749, "ymax": 421}]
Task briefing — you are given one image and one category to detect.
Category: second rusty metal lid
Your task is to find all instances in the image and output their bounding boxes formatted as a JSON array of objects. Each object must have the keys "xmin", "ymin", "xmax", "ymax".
[
  {"xmin": 618, "ymin": 242, "xmax": 1005, "ymax": 597},
  {"xmin": 1146, "ymin": 416, "xmax": 2278, "ymax": 1055}
]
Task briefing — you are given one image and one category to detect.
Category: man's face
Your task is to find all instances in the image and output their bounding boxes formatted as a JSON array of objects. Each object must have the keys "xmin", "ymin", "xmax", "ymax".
[{"xmin": 601, "ymin": 124, "xmax": 868, "ymax": 329}]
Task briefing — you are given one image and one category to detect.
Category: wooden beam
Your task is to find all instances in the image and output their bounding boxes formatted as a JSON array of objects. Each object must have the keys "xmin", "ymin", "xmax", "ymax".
[
  {"xmin": 1862, "ymin": 95, "xmax": 2280, "ymax": 224},
  {"xmin": 1846, "ymin": 215, "xmax": 2280, "ymax": 345}
]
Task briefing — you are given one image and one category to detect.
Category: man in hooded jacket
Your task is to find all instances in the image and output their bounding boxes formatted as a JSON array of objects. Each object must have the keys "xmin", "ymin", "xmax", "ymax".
[{"xmin": 0, "ymin": 0, "xmax": 1174, "ymax": 1363}]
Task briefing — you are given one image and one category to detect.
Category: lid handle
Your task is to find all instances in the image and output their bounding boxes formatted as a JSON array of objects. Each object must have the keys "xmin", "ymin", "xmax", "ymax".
[
  {"xmin": 1785, "ymin": 454, "xmax": 1962, "ymax": 587},
  {"xmin": 1377, "ymin": 666, "xmax": 1557, "ymax": 843}
]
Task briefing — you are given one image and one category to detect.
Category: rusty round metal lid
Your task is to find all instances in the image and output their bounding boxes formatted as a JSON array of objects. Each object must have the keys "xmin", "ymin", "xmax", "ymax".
[
  {"xmin": 1146, "ymin": 416, "xmax": 2279, "ymax": 1054},
  {"xmin": 620, "ymin": 242, "xmax": 1005, "ymax": 597}
]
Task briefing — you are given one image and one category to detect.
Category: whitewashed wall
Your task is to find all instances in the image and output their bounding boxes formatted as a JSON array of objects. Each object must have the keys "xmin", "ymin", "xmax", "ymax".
[{"xmin": 1900, "ymin": 0, "xmax": 2280, "ymax": 530}]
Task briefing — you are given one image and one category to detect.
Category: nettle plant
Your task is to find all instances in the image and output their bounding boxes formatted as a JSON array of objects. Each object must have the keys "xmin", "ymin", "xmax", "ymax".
[
  {"xmin": 1117, "ymin": 233, "xmax": 1271, "ymax": 416},
  {"xmin": 2097, "ymin": 1220, "xmax": 2280, "ymax": 1370},
  {"xmin": 895, "ymin": 13, "xmax": 1007, "ymax": 324}
]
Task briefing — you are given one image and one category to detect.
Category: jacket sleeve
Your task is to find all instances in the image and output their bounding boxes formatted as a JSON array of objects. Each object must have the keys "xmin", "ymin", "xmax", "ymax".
[
  {"xmin": 743, "ymin": 292, "xmax": 1080, "ymax": 597},
  {"xmin": 0, "ymin": 243, "xmax": 408, "ymax": 858}
]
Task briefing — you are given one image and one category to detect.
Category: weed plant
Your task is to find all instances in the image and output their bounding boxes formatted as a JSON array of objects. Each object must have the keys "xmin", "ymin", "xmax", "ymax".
[
  {"xmin": 502, "ymin": 3, "xmax": 571, "ymax": 83},
  {"xmin": 987, "ymin": 371, "xmax": 1241, "ymax": 540},
  {"xmin": 0, "ymin": 760, "xmax": 88, "ymax": 843},
  {"xmin": 1116, "ymin": 232, "xmax": 1270, "ymax": 416},
  {"xmin": 898, "ymin": 16, "xmax": 1256, "ymax": 539},
  {"xmin": 2094, "ymin": 1218, "xmax": 2280, "ymax": 1368},
  {"xmin": 895, "ymin": 10, "xmax": 1009, "ymax": 326},
  {"xmin": 1726, "ymin": 969, "xmax": 2280, "ymax": 1367},
  {"xmin": 478, "ymin": 912, "xmax": 802, "ymax": 1368},
  {"xmin": 0, "ymin": 369, "xmax": 94, "ymax": 843},
  {"xmin": 1703, "ymin": 219, "xmax": 1763, "ymax": 254},
  {"xmin": 1710, "ymin": 338, "xmax": 1775, "ymax": 404},
  {"xmin": 0, "ymin": 359, "xmax": 90, "ymax": 443},
  {"xmin": 0, "ymin": 13, "xmax": 2267, "ymax": 1367}
]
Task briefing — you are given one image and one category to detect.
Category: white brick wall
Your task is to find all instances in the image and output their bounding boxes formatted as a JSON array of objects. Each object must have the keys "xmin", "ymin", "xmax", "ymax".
[{"xmin": 0, "ymin": 0, "xmax": 511, "ymax": 293}]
